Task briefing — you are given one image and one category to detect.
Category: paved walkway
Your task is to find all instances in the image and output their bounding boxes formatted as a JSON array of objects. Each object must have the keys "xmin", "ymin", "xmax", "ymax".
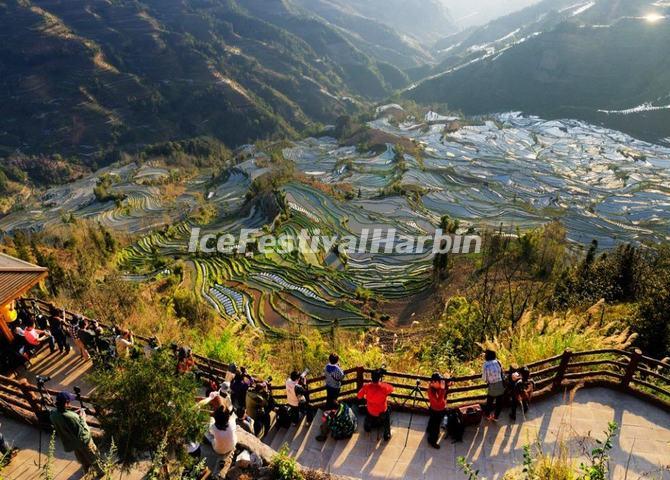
[
  {"xmin": 0, "ymin": 415, "xmax": 148, "ymax": 480},
  {"xmin": 264, "ymin": 388, "xmax": 670, "ymax": 480}
]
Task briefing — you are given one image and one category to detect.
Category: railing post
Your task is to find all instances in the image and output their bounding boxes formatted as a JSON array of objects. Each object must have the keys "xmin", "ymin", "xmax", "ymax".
[
  {"xmin": 356, "ymin": 366, "xmax": 364, "ymax": 392},
  {"xmin": 18, "ymin": 380, "xmax": 44, "ymax": 425},
  {"xmin": 552, "ymin": 349, "xmax": 572, "ymax": 392},
  {"xmin": 621, "ymin": 348, "xmax": 642, "ymax": 389}
]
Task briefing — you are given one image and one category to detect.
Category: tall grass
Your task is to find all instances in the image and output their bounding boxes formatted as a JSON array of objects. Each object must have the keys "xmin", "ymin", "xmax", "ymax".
[{"xmin": 480, "ymin": 309, "xmax": 635, "ymax": 369}]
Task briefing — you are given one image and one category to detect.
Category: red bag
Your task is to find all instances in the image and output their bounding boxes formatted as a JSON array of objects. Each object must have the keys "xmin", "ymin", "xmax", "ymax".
[{"xmin": 458, "ymin": 404, "xmax": 483, "ymax": 426}]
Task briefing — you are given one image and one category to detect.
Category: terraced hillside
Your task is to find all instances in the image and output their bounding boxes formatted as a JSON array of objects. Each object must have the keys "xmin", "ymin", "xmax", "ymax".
[{"xmin": 3, "ymin": 108, "xmax": 670, "ymax": 331}]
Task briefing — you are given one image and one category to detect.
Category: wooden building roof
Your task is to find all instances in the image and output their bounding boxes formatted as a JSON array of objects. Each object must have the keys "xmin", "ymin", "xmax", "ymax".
[{"xmin": 0, "ymin": 253, "xmax": 48, "ymax": 306}]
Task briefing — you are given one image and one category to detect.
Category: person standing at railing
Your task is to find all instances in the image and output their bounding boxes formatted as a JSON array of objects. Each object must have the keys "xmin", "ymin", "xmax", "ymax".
[
  {"xmin": 286, "ymin": 370, "xmax": 312, "ymax": 425},
  {"xmin": 49, "ymin": 391, "xmax": 103, "ymax": 477},
  {"xmin": 246, "ymin": 382, "xmax": 272, "ymax": 437},
  {"xmin": 426, "ymin": 373, "xmax": 451, "ymax": 449},
  {"xmin": 357, "ymin": 369, "xmax": 394, "ymax": 441},
  {"xmin": 114, "ymin": 328, "xmax": 134, "ymax": 359},
  {"xmin": 324, "ymin": 353, "xmax": 345, "ymax": 409},
  {"xmin": 47, "ymin": 306, "xmax": 70, "ymax": 355},
  {"xmin": 71, "ymin": 316, "xmax": 92, "ymax": 361},
  {"xmin": 482, "ymin": 350, "xmax": 505, "ymax": 421}
]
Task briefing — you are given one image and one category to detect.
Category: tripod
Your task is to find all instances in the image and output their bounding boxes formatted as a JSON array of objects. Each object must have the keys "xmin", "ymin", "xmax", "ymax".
[
  {"xmin": 401, "ymin": 380, "xmax": 426, "ymax": 449},
  {"xmin": 34, "ymin": 381, "xmax": 52, "ymax": 469}
]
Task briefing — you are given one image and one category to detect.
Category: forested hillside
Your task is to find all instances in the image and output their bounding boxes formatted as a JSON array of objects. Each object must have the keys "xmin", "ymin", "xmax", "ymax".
[{"xmin": 0, "ymin": 0, "xmax": 424, "ymax": 161}]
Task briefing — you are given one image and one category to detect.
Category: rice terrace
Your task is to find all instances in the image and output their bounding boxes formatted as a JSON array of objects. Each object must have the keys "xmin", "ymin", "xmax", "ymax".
[
  {"xmin": 1, "ymin": 1, "xmax": 670, "ymax": 477},
  {"xmin": 2, "ymin": 109, "xmax": 670, "ymax": 331}
]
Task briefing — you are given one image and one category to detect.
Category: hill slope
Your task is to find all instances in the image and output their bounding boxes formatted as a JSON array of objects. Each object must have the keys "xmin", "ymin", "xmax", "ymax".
[
  {"xmin": 0, "ymin": 0, "xmax": 414, "ymax": 160},
  {"xmin": 407, "ymin": 0, "xmax": 670, "ymax": 143}
]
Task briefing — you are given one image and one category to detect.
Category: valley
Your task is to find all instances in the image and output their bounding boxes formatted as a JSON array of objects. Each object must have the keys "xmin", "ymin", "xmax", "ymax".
[{"xmin": 3, "ymin": 108, "xmax": 669, "ymax": 331}]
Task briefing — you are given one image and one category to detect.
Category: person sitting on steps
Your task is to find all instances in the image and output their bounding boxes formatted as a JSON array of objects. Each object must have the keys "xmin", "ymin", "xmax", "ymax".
[
  {"xmin": 357, "ymin": 369, "xmax": 394, "ymax": 441},
  {"xmin": 316, "ymin": 401, "xmax": 358, "ymax": 442},
  {"xmin": 207, "ymin": 408, "xmax": 237, "ymax": 479}
]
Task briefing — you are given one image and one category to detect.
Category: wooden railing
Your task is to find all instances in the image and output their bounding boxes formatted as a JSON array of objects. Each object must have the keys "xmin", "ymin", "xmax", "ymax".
[{"xmin": 2, "ymin": 299, "xmax": 668, "ymax": 431}]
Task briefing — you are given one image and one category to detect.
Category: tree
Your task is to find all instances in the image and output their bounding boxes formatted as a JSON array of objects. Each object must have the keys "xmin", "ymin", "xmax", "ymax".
[
  {"xmin": 90, "ymin": 349, "xmax": 208, "ymax": 464},
  {"xmin": 0, "ymin": 170, "xmax": 8, "ymax": 194}
]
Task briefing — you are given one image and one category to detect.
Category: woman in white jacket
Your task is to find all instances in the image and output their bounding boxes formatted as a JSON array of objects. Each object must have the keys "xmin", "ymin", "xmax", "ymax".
[{"xmin": 482, "ymin": 350, "xmax": 505, "ymax": 421}]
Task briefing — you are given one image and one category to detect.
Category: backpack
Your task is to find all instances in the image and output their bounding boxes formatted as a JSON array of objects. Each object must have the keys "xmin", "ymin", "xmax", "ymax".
[
  {"xmin": 276, "ymin": 405, "xmax": 292, "ymax": 429},
  {"xmin": 445, "ymin": 409, "xmax": 464, "ymax": 443}
]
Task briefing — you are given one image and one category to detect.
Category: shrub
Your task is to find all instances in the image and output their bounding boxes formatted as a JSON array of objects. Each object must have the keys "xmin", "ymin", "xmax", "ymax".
[
  {"xmin": 272, "ymin": 446, "xmax": 304, "ymax": 480},
  {"xmin": 90, "ymin": 349, "xmax": 208, "ymax": 464}
]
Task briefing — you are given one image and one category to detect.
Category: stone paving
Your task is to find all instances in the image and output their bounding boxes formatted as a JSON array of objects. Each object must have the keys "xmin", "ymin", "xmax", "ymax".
[
  {"xmin": 265, "ymin": 387, "xmax": 670, "ymax": 480},
  {"xmin": 0, "ymin": 415, "xmax": 148, "ymax": 480}
]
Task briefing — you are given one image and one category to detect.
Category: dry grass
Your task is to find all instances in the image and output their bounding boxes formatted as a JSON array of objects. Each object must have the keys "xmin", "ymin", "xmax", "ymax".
[{"xmin": 480, "ymin": 306, "xmax": 635, "ymax": 368}]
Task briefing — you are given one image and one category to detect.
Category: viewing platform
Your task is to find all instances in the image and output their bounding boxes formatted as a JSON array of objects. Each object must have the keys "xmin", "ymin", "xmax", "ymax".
[
  {"xmin": 1, "ymin": 297, "xmax": 669, "ymax": 479},
  {"xmin": 261, "ymin": 387, "xmax": 669, "ymax": 480}
]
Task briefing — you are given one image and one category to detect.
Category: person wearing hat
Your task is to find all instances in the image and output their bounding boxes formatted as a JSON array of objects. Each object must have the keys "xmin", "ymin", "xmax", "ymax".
[
  {"xmin": 49, "ymin": 391, "xmax": 103, "ymax": 476},
  {"xmin": 426, "ymin": 373, "xmax": 451, "ymax": 449},
  {"xmin": 357, "ymin": 369, "xmax": 394, "ymax": 441}
]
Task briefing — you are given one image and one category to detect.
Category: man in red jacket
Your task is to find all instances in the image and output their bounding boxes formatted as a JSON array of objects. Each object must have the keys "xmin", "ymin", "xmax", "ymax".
[{"xmin": 357, "ymin": 369, "xmax": 394, "ymax": 440}]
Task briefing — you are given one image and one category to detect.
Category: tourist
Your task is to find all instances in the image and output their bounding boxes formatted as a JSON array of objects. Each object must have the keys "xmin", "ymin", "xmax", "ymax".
[
  {"xmin": 199, "ymin": 387, "xmax": 233, "ymax": 415},
  {"xmin": 324, "ymin": 353, "xmax": 345, "ymax": 408},
  {"xmin": 49, "ymin": 391, "xmax": 103, "ymax": 476},
  {"xmin": 48, "ymin": 310, "xmax": 70, "ymax": 354},
  {"xmin": 0, "ymin": 424, "xmax": 19, "ymax": 464},
  {"xmin": 285, "ymin": 371, "xmax": 310, "ymax": 425},
  {"xmin": 114, "ymin": 329, "xmax": 134, "ymax": 359},
  {"xmin": 231, "ymin": 370, "xmax": 253, "ymax": 410},
  {"xmin": 482, "ymin": 350, "xmax": 505, "ymax": 421},
  {"xmin": 236, "ymin": 406, "xmax": 255, "ymax": 434},
  {"xmin": 208, "ymin": 408, "xmax": 238, "ymax": 478},
  {"xmin": 176, "ymin": 346, "xmax": 196, "ymax": 374},
  {"xmin": 509, "ymin": 367, "xmax": 534, "ymax": 421},
  {"xmin": 426, "ymin": 373, "xmax": 450, "ymax": 449},
  {"xmin": 143, "ymin": 336, "xmax": 161, "ymax": 358},
  {"xmin": 315, "ymin": 401, "xmax": 357, "ymax": 442},
  {"xmin": 357, "ymin": 369, "xmax": 394, "ymax": 441},
  {"xmin": 246, "ymin": 382, "xmax": 272, "ymax": 437},
  {"xmin": 71, "ymin": 316, "xmax": 91, "ymax": 361},
  {"xmin": 22, "ymin": 317, "xmax": 55, "ymax": 354}
]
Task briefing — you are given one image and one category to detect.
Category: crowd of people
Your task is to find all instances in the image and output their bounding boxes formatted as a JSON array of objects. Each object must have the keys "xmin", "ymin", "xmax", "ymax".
[{"xmin": 0, "ymin": 299, "xmax": 536, "ymax": 477}]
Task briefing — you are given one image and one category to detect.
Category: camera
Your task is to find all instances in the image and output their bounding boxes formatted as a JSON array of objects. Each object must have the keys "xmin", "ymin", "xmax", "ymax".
[{"xmin": 36, "ymin": 375, "xmax": 51, "ymax": 387}]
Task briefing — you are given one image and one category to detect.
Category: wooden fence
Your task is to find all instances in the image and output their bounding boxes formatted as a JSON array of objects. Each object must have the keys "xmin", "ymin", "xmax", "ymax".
[{"xmin": 1, "ymin": 298, "xmax": 669, "ymax": 433}]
